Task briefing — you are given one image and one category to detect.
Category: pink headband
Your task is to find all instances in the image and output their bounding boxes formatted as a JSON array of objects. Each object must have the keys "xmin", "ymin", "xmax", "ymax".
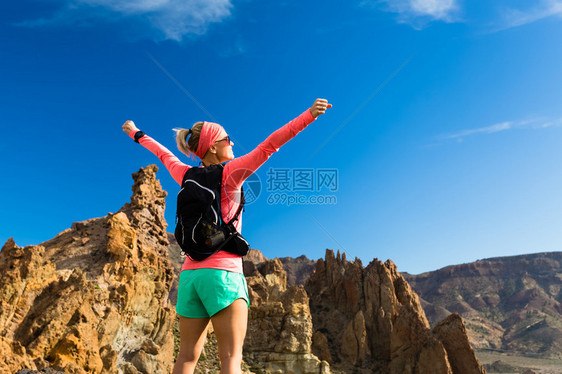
[{"xmin": 195, "ymin": 121, "xmax": 224, "ymax": 159}]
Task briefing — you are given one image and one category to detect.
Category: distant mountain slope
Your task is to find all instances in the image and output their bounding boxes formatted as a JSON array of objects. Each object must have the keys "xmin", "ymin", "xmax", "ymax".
[
  {"xmin": 278, "ymin": 255, "xmax": 317, "ymax": 286},
  {"xmin": 403, "ymin": 252, "xmax": 562, "ymax": 358}
]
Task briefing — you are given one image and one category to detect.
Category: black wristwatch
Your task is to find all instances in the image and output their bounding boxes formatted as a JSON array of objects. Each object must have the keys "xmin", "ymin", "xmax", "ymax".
[{"xmin": 134, "ymin": 131, "xmax": 145, "ymax": 143}]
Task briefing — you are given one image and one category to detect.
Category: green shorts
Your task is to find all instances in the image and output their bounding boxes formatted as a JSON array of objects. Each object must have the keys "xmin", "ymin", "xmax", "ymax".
[{"xmin": 176, "ymin": 269, "xmax": 250, "ymax": 318}]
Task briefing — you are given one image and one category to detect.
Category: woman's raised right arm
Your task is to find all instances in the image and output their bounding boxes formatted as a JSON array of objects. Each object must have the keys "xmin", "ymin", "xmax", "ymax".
[{"xmin": 122, "ymin": 120, "xmax": 189, "ymax": 185}]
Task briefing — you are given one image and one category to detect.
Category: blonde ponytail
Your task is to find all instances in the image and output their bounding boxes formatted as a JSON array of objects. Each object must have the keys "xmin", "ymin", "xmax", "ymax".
[{"xmin": 174, "ymin": 121, "xmax": 204, "ymax": 158}]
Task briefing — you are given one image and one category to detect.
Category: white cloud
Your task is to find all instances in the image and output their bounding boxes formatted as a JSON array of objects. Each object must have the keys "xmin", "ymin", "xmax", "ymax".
[
  {"xmin": 369, "ymin": 0, "xmax": 562, "ymax": 31},
  {"xmin": 410, "ymin": 0, "xmax": 456, "ymax": 19},
  {"xmin": 372, "ymin": 0, "xmax": 458, "ymax": 26},
  {"xmin": 17, "ymin": 0, "xmax": 233, "ymax": 41},
  {"xmin": 438, "ymin": 117, "xmax": 562, "ymax": 142},
  {"xmin": 496, "ymin": 0, "xmax": 562, "ymax": 31}
]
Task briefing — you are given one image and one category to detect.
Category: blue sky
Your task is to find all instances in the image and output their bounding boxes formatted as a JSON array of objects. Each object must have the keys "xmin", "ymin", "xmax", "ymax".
[{"xmin": 1, "ymin": 0, "xmax": 562, "ymax": 274}]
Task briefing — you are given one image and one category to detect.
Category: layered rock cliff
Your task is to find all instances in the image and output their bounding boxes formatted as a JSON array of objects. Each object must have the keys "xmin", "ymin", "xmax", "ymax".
[
  {"xmin": 306, "ymin": 250, "xmax": 486, "ymax": 374},
  {"xmin": 403, "ymin": 252, "xmax": 562, "ymax": 357},
  {"xmin": 0, "ymin": 165, "xmax": 176, "ymax": 374}
]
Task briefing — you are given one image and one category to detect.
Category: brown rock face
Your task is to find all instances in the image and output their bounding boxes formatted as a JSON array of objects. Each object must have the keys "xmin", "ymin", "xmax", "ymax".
[
  {"xmin": 244, "ymin": 258, "xmax": 330, "ymax": 374},
  {"xmin": 433, "ymin": 314, "xmax": 486, "ymax": 374},
  {"xmin": 245, "ymin": 248, "xmax": 268, "ymax": 265},
  {"xmin": 305, "ymin": 249, "xmax": 486, "ymax": 374},
  {"xmin": 0, "ymin": 165, "xmax": 176, "ymax": 374}
]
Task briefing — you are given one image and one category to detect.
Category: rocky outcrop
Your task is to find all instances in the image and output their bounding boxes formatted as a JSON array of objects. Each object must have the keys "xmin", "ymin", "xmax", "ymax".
[
  {"xmin": 306, "ymin": 250, "xmax": 486, "ymax": 374},
  {"xmin": 404, "ymin": 252, "xmax": 562, "ymax": 357},
  {"xmin": 243, "ymin": 258, "xmax": 330, "ymax": 374},
  {"xmin": 433, "ymin": 314, "xmax": 485, "ymax": 374},
  {"xmin": 245, "ymin": 248, "xmax": 268, "ymax": 265},
  {"xmin": 0, "ymin": 165, "xmax": 176, "ymax": 374}
]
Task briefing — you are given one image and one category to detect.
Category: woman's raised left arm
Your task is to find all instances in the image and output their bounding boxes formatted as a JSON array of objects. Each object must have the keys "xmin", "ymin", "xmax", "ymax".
[{"xmin": 223, "ymin": 98, "xmax": 331, "ymax": 189}]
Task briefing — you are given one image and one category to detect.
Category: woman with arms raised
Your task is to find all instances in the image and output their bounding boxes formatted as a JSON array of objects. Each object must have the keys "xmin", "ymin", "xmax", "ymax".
[{"xmin": 122, "ymin": 98, "xmax": 331, "ymax": 374}]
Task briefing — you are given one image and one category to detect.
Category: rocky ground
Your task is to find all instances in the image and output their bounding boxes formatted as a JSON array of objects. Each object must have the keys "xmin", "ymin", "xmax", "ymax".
[{"xmin": 476, "ymin": 349, "xmax": 562, "ymax": 374}]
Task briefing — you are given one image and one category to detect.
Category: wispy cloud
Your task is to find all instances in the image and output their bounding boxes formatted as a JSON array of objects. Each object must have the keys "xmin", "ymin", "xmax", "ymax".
[
  {"xmin": 366, "ymin": 0, "xmax": 562, "ymax": 31},
  {"xmin": 440, "ymin": 121, "xmax": 513, "ymax": 140},
  {"xmin": 16, "ymin": 0, "xmax": 233, "ymax": 41},
  {"xmin": 494, "ymin": 0, "xmax": 562, "ymax": 31},
  {"xmin": 366, "ymin": 0, "xmax": 459, "ymax": 27},
  {"xmin": 438, "ymin": 117, "xmax": 562, "ymax": 142}
]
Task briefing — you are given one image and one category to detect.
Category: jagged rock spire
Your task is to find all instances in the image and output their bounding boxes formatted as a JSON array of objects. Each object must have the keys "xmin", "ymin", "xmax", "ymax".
[{"xmin": 0, "ymin": 166, "xmax": 175, "ymax": 374}]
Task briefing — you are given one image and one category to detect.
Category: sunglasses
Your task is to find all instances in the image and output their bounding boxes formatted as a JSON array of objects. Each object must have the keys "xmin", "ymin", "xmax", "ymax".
[{"xmin": 214, "ymin": 136, "xmax": 231, "ymax": 145}]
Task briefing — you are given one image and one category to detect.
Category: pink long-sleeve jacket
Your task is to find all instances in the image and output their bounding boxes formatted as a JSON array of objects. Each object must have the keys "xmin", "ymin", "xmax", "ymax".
[{"xmin": 129, "ymin": 109, "xmax": 316, "ymax": 273}]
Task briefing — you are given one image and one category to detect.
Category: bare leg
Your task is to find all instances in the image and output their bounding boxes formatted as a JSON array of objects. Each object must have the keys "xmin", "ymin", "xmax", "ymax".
[
  {"xmin": 172, "ymin": 316, "xmax": 211, "ymax": 374},
  {"xmin": 211, "ymin": 299, "xmax": 248, "ymax": 374}
]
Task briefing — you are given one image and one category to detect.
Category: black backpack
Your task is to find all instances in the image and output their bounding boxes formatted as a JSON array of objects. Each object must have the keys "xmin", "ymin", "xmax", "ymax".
[{"xmin": 174, "ymin": 163, "xmax": 250, "ymax": 261}]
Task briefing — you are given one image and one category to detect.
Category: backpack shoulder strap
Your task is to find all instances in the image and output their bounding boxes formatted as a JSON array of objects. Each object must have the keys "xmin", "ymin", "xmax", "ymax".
[
  {"xmin": 225, "ymin": 186, "xmax": 245, "ymax": 226},
  {"xmin": 181, "ymin": 164, "xmax": 223, "ymax": 187}
]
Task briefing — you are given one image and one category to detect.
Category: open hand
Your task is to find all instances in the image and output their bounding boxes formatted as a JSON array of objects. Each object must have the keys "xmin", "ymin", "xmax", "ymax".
[
  {"xmin": 309, "ymin": 98, "xmax": 332, "ymax": 118},
  {"xmin": 122, "ymin": 120, "xmax": 139, "ymax": 134}
]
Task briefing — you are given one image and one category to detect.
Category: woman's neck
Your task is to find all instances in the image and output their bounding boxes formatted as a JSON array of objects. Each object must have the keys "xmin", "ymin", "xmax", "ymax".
[{"xmin": 201, "ymin": 153, "xmax": 221, "ymax": 166}]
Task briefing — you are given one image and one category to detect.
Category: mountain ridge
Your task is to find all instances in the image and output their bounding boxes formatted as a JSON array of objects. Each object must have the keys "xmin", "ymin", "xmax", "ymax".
[{"xmin": 403, "ymin": 251, "xmax": 562, "ymax": 358}]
